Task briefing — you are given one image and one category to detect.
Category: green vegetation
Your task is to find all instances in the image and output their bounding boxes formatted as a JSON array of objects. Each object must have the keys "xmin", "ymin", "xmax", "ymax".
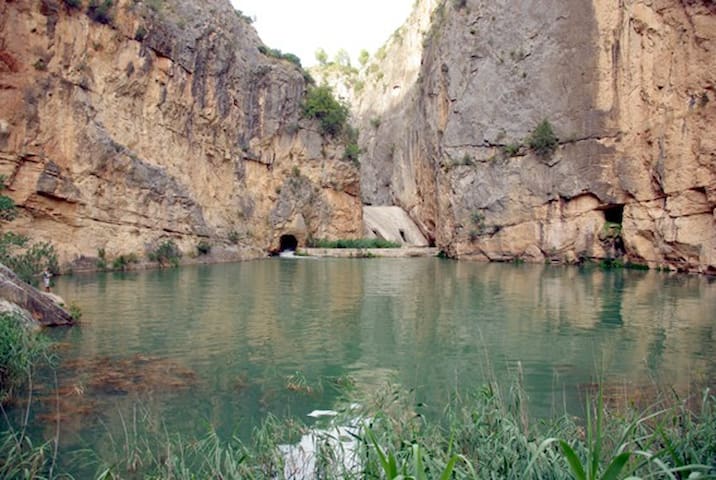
[
  {"xmin": 528, "ymin": 119, "xmax": 559, "ymax": 156},
  {"xmin": 467, "ymin": 211, "xmax": 488, "ymax": 241},
  {"xmin": 32, "ymin": 59, "xmax": 47, "ymax": 71},
  {"xmin": 600, "ymin": 221, "xmax": 622, "ymax": 241},
  {"xmin": 227, "ymin": 230, "xmax": 240, "ymax": 245},
  {"xmin": 307, "ymin": 238, "xmax": 401, "ymax": 249},
  {"xmin": 342, "ymin": 125, "xmax": 361, "ymax": 165},
  {"xmin": 87, "ymin": 0, "xmax": 113, "ymax": 24},
  {"xmin": 503, "ymin": 142, "xmax": 521, "ymax": 157},
  {"xmin": 233, "ymin": 8, "xmax": 253, "ymax": 24},
  {"xmin": 0, "ymin": 234, "xmax": 58, "ymax": 287},
  {"xmin": 0, "ymin": 313, "xmax": 49, "ymax": 403},
  {"xmin": 134, "ymin": 25, "xmax": 147, "ymax": 42},
  {"xmin": 96, "ymin": 248, "xmax": 108, "ymax": 271},
  {"xmin": 302, "ymin": 85, "xmax": 349, "ymax": 137},
  {"xmin": 147, "ymin": 240, "xmax": 181, "ymax": 268},
  {"xmin": 358, "ymin": 49, "xmax": 370, "ymax": 67},
  {"xmin": 257, "ymin": 45, "xmax": 302, "ymax": 68},
  {"xmin": 111, "ymin": 253, "xmax": 139, "ymax": 271},
  {"xmin": 196, "ymin": 240, "xmax": 211, "ymax": 256},
  {"xmin": 2, "ymin": 380, "xmax": 713, "ymax": 478},
  {"xmin": 315, "ymin": 48, "xmax": 329, "ymax": 65},
  {"xmin": 62, "ymin": 0, "xmax": 82, "ymax": 8}
]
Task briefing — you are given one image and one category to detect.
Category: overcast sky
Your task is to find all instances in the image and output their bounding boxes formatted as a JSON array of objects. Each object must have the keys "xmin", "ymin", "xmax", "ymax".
[{"xmin": 231, "ymin": 0, "xmax": 414, "ymax": 67}]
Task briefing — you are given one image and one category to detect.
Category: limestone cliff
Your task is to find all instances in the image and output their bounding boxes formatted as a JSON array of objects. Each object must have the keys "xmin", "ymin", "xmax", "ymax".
[
  {"xmin": 356, "ymin": 0, "xmax": 715, "ymax": 273},
  {"xmin": 0, "ymin": 0, "xmax": 362, "ymax": 269}
]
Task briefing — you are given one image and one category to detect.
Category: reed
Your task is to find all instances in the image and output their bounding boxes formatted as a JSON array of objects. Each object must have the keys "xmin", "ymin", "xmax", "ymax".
[{"xmin": 1, "ymin": 378, "xmax": 714, "ymax": 479}]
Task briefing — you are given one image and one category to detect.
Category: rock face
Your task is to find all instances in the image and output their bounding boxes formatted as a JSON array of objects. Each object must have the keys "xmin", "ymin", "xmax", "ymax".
[
  {"xmin": 0, "ymin": 0, "xmax": 362, "ymax": 269},
  {"xmin": 355, "ymin": 0, "xmax": 716, "ymax": 273}
]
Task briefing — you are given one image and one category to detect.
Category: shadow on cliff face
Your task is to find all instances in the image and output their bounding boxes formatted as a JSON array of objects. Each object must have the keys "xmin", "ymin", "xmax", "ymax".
[{"xmin": 356, "ymin": 0, "xmax": 633, "ymax": 261}]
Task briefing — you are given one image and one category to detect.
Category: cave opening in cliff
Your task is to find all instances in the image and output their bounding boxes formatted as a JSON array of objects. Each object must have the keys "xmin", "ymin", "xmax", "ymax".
[
  {"xmin": 603, "ymin": 204, "xmax": 624, "ymax": 224},
  {"xmin": 279, "ymin": 235, "xmax": 298, "ymax": 252}
]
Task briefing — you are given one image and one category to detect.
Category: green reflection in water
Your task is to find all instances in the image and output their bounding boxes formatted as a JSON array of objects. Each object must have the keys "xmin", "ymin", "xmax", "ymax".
[{"xmin": 21, "ymin": 259, "xmax": 715, "ymax": 464}]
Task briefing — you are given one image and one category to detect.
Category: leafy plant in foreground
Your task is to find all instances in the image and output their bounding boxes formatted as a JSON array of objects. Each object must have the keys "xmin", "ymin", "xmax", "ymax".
[{"xmin": 0, "ymin": 313, "xmax": 49, "ymax": 403}]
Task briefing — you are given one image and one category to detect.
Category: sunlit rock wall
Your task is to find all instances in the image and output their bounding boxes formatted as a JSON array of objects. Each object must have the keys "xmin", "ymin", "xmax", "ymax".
[{"xmin": 0, "ymin": 0, "xmax": 362, "ymax": 269}]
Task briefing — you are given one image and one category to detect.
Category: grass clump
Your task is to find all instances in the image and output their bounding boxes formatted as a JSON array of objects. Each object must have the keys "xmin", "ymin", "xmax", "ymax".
[
  {"xmin": 528, "ymin": 119, "xmax": 558, "ymax": 156},
  {"xmin": 0, "ymin": 313, "xmax": 49, "ymax": 403},
  {"xmin": 307, "ymin": 238, "xmax": 401, "ymax": 249},
  {"xmin": 147, "ymin": 240, "xmax": 181, "ymax": 268}
]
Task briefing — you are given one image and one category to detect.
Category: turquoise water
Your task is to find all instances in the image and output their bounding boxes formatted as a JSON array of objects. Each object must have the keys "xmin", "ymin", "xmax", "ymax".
[{"xmin": 20, "ymin": 258, "xmax": 716, "ymax": 463}]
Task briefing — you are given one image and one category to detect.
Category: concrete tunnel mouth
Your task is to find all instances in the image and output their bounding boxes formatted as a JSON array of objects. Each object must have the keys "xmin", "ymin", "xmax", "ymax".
[{"xmin": 279, "ymin": 234, "xmax": 298, "ymax": 252}]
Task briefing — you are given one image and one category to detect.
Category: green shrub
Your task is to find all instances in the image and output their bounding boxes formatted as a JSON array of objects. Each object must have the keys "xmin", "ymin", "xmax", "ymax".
[
  {"xmin": 112, "ymin": 253, "xmax": 139, "ymax": 271},
  {"xmin": 96, "ymin": 248, "xmax": 108, "ymax": 270},
  {"xmin": 0, "ymin": 197, "xmax": 17, "ymax": 221},
  {"xmin": 0, "ymin": 234, "xmax": 58, "ymax": 287},
  {"xmin": 307, "ymin": 238, "xmax": 401, "ymax": 249},
  {"xmin": 343, "ymin": 142, "xmax": 361, "ymax": 165},
  {"xmin": 32, "ymin": 59, "xmax": 47, "ymax": 71},
  {"xmin": 0, "ymin": 313, "xmax": 48, "ymax": 403},
  {"xmin": 302, "ymin": 85, "xmax": 349, "ymax": 137},
  {"xmin": 228, "ymin": 231, "xmax": 240, "ymax": 244},
  {"xmin": 528, "ymin": 119, "xmax": 558, "ymax": 156},
  {"xmin": 67, "ymin": 301, "xmax": 82, "ymax": 321},
  {"xmin": 147, "ymin": 240, "xmax": 181, "ymax": 267},
  {"xmin": 62, "ymin": 0, "xmax": 82, "ymax": 8},
  {"xmin": 134, "ymin": 25, "xmax": 147, "ymax": 41},
  {"xmin": 257, "ymin": 46, "xmax": 302, "ymax": 68},
  {"xmin": 196, "ymin": 240, "xmax": 211, "ymax": 256},
  {"xmin": 87, "ymin": 0, "xmax": 113, "ymax": 24}
]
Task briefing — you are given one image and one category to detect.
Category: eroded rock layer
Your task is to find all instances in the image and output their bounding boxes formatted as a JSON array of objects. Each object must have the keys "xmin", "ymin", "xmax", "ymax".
[
  {"xmin": 0, "ymin": 0, "xmax": 361, "ymax": 269},
  {"xmin": 356, "ymin": 0, "xmax": 715, "ymax": 273}
]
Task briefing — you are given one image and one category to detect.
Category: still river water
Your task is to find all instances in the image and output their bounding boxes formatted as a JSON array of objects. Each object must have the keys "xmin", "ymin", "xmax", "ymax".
[{"xmin": 26, "ymin": 258, "xmax": 716, "ymax": 462}]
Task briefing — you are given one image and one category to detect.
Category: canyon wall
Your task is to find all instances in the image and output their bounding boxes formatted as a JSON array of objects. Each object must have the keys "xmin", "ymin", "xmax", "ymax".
[
  {"xmin": 356, "ymin": 0, "xmax": 715, "ymax": 273},
  {"xmin": 0, "ymin": 0, "xmax": 362, "ymax": 269}
]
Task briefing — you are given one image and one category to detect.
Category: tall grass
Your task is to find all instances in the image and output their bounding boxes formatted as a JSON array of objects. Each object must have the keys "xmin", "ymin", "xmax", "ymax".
[
  {"xmin": 0, "ymin": 313, "xmax": 50, "ymax": 404},
  {"xmin": 1, "ymin": 380, "xmax": 714, "ymax": 478}
]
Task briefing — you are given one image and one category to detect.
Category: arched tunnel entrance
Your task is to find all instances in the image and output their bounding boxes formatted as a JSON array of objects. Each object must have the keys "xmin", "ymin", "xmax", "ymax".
[{"xmin": 279, "ymin": 234, "xmax": 298, "ymax": 252}]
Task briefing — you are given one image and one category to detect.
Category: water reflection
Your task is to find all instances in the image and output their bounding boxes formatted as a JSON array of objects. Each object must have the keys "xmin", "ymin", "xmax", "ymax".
[{"xmin": 40, "ymin": 259, "xmax": 716, "ymax": 451}]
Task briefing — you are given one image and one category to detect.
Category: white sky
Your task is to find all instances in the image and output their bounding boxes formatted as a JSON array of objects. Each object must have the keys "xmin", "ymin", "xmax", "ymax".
[{"xmin": 231, "ymin": 0, "xmax": 415, "ymax": 67}]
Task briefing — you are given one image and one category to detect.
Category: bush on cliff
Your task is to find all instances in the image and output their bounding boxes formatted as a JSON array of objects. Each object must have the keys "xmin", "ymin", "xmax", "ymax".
[
  {"xmin": 302, "ymin": 85, "xmax": 349, "ymax": 137},
  {"xmin": 148, "ymin": 240, "xmax": 182, "ymax": 268},
  {"xmin": 528, "ymin": 119, "xmax": 558, "ymax": 156},
  {"xmin": 87, "ymin": 0, "xmax": 113, "ymax": 24}
]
